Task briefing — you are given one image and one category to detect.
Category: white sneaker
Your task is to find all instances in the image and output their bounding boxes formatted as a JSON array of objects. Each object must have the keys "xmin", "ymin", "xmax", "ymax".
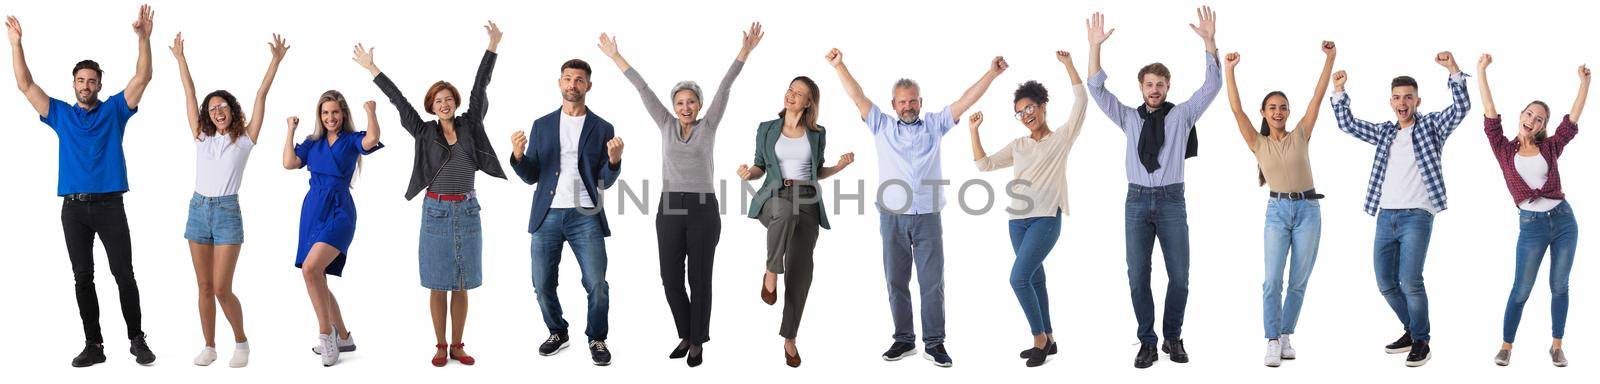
[
  {"xmin": 229, "ymin": 343, "xmax": 250, "ymax": 368},
  {"xmin": 311, "ymin": 332, "xmax": 356, "ymax": 355},
  {"xmin": 1265, "ymin": 340, "xmax": 1283, "ymax": 367},
  {"xmin": 1280, "ymin": 334, "xmax": 1297, "ymax": 360},
  {"xmin": 319, "ymin": 333, "xmax": 340, "ymax": 367},
  {"xmin": 194, "ymin": 347, "xmax": 218, "ymax": 366}
]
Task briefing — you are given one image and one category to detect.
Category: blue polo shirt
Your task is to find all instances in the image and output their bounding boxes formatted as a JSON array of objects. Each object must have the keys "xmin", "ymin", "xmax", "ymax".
[{"xmin": 40, "ymin": 91, "xmax": 137, "ymax": 196}]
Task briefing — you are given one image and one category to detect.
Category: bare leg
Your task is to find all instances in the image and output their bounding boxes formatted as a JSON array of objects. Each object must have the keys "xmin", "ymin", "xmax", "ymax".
[
  {"xmin": 301, "ymin": 243, "xmax": 342, "ymax": 335},
  {"xmin": 189, "ymin": 241, "xmax": 217, "ymax": 347},
  {"xmin": 211, "ymin": 244, "xmax": 247, "ymax": 343},
  {"xmin": 450, "ymin": 290, "xmax": 471, "ymax": 358}
]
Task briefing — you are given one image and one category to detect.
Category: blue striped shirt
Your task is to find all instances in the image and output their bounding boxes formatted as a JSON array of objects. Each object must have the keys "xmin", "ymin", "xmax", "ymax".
[{"xmin": 1086, "ymin": 52, "xmax": 1222, "ymax": 187}]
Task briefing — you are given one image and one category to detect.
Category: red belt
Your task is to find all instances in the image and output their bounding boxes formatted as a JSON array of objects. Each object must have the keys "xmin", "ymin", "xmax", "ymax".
[{"xmin": 427, "ymin": 191, "xmax": 471, "ymax": 201}]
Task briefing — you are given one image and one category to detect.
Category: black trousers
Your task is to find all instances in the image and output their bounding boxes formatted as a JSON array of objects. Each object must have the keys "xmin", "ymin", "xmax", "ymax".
[
  {"xmin": 61, "ymin": 195, "xmax": 143, "ymax": 344},
  {"xmin": 656, "ymin": 192, "xmax": 721, "ymax": 344}
]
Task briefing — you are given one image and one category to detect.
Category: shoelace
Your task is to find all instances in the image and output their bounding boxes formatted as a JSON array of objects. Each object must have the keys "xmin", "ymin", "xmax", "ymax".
[
  {"xmin": 590, "ymin": 341, "xmax": 608, "ymax": 352},
  {"xmin": 546, "ymin": 334, "xmax": 563, "ymax": 343}
]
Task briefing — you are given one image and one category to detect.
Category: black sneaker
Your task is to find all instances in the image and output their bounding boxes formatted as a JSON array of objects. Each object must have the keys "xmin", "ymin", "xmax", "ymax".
[
  {"xmin": 1161, "ymin": 338, "xmax": 1189, "ymax": 363},
  {"xmin": 130, "ymin": 334, "xmax": 156, "ymax": 365},
  {"xmin": 1023, "ymin": 347, "xmax": 1047, "ymax": 367},
  {"xmin": 1134, "ymin": 343, "xmax": 1159, "ymax": 369},
  {"xmin": 1405, "ymin": 340, "xmax": 1431, "ymax": 367},
  {"xmin": 538, "ymin": 333, "xmax": 570, "ymax": 356},
  {"xmin": 881, "ymin": 341, "xmax": 916, "ymax": 361},
  {"xmin": 71, "ymin": 343, "xmax": 106, "ymax": 367},
  {"xmin": 1385, "ymin": 331, "xmax": 1414, "ymax": 354},
  {"xmin": 589, "ymin": 340, "xmax": 612, "ymax": 366},
  {"xmin": 924, "ymin": 344, "xmax": 952, "ymax": 367},
  {"xmin": 1018, "ymin": 341, "xmax": 1058, "ymax": 358}
]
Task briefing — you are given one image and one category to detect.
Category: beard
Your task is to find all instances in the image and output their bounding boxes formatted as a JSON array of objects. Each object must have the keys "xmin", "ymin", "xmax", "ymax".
[
  {"xmin": 563, "ymin": 90, "xmax": 585, "ymax": 103},
  {"xmin": 76, "ymin": 90, "xmax": 100, "ymax": 106},
  {"xmin": 897, "ymin": 110, "xmax": 919, "ymax": 124}
]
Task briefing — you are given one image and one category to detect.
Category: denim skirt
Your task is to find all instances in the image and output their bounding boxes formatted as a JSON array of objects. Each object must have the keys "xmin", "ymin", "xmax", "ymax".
[{"xmin": 419, "ymin": 195, "xmax": 484, "ymax": 291}]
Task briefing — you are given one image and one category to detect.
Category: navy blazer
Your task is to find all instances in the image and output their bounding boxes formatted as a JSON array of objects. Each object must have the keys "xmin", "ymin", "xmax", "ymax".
[{"xmin": 508, "ymin": 108, "xmax": 622, "ymax": 236}]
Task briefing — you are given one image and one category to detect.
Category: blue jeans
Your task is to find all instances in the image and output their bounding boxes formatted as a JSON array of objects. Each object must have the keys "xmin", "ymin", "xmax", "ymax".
[
  {"xmin": 1263, "ymin": 198, "xmax": 1321, "ymax": 339},
  {"xmin": 530, "ymin": 208, "xmax": 610, "ymax": 341},
  {"xmin": 1503, "ymin": 201, "xmax": 1578, "ymax": 343},
  {"xmin": 1125, "ymin": 183, "xmax": 1190, "ymax": 344},
  {"xmin": 881, "ymin": 211, "xmax": 946, "ymax": 345},
  {"xmin": 1009, "ymin": 210, "xmax": 1061, "ymax": 336},
  {"xmin": 1374, "ymin": 208, "xmax": 1434, "ymax": 342}
]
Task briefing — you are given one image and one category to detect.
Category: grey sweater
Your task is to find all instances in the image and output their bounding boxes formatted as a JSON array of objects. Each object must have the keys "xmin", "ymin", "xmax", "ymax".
[{"xmin": 623, "ymin": 60, "xmax": 744, "ymax": 194}]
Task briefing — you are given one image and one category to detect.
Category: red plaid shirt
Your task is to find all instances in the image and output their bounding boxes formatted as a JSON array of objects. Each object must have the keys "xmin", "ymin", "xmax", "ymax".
[{"xmin": 1485, "ymin": 115, "xmax": 1579, "ymax": 207}]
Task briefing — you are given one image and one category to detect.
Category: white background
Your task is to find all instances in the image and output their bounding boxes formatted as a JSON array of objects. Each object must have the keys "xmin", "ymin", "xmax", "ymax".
[{"xmin": 1, "ymin": 0, "xmax": 1594, "ymax": 382}]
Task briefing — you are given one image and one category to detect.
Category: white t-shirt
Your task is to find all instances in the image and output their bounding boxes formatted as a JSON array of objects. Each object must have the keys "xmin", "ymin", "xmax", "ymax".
[
  {"xmin": 775, "ymin": 131, "xmax": 813, "ymax": 180},
  {"xmin": 551, "ymin": 113, "xmax": 595, "ymax": 209},
  {"xmin": 194, "ymin": 133, "xmax": 255, "ymax": 197},
  {"xmin": 1514, "ymin": 153, "xmax": 1561, "ymax": 212},
  {"xmin": 1378, "ymin": 128, "xmax": 1435, "ymax": 213}
]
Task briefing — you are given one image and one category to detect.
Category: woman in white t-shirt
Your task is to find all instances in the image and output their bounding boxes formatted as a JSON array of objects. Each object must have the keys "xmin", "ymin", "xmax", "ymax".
[{"xmin": 170, "ymin": 33, "xmax": 288, "ymax": 368}]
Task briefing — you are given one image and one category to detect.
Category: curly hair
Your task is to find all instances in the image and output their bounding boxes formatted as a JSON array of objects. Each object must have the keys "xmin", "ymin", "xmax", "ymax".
[
  {"xmin": 199, "ymin": 90, "xmax": 246, "ymax": 143},
  {"xmin": 1013, "ymin": 80, "xmax": 1049, "ymax": 104}
]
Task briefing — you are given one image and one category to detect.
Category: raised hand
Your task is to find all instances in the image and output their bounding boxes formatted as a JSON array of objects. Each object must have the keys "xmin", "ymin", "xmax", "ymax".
[
  {"xmin": 169, "ymin": 32, "xmax": 184, "ymax": 58},
  {"xmin": 363, "ymin": 100, "xmax": 376, "ymax": 113},
  {"xmin": 1224, "ymin": 52, "xmax": 1240, "ymax": 70},
  {"xmin": 1332, "ymin": 70, "xmax": 1347, "ymax": 91},
  {"xmin": 1087, "ymin": 12, "xmax": 1114, "ymax": 46},
  {"xmin": 510, "ymin": 131, "xmax": 528, "ymax": 160},
  {"xmin": 597, "ymin": 33, "xmax": 620, "ymax": 59},
  {"xmin": 825, "ymin": 48, "xmax": 843, "ymax": 68},
  {"xmin": 738, "ymin": 21, "xmax": 764, "ymax": 61},
  {"xmin": 131, "ymin": 4, "xmax": 154, "ymax": 40},
  {"xmin": 269, "ymin": 33, "xmax": 289, "ymax": 60},
  {"xmin": 1477, "ymin": 53, "xmax": 1492, "ymax": 72},
  {"xmin": 606, "ymin": 137, "xmax": 625, "ymax": 164},
  {"xmin": 7, "ymin": 16, "xmax": 23, "ymax": 45},
  {"xmin": 1321, "ymin": 40, "xmax": 1336, "ymax": 57},
  {"xmin": 969, "ymin": 111, "xmax": 984, "ymax": 131},
  {"xmin": 485, "ymin": 20, "xmax": 502, "ymax": 52},
  {"xmin": 835, "ymin": 152, "xmax": 856, "ymax": 169},
  {"xmin": 991, "ymin": 56, "xmax": 1009, "ymax": 74},
  {"xmin": 1189, "ymin": 6, "xmax": 1216, "ymax": 42},
  {"xmin": 736, "ymin": 164, "xmax": 755, "ymax": 180},
  {"xmin": 352, "ymin": 43, "xmax": 377, "ymax": 75},
  {"xmin": 1055, "ymin": 51, "xmax": 1074, "ymax": 66},
  {"xmin": 287, "ymin": 116, "xmax": 300, "ymax": 132},
  {"xmin": 1582, "ymin": 65, "xmax": 1592, "ymax": 84},
  {"xmin": 1436, "ymin": 51, "xmax": 1459, "ymax": 73}
]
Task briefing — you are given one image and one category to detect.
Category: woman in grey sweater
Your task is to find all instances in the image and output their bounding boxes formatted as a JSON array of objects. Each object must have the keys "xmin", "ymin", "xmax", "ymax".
[{"xmin": 597, "ymin": 22, "xmax": 763, "ymax": 367}]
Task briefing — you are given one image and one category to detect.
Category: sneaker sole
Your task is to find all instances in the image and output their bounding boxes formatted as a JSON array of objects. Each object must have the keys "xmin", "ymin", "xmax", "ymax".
[
  {"xmin": 923, "ymin": 353, "xmax": 952, "ymax": 367},
  {"xmin": 540, "ymin": 341, "xmax": 570, "ymax": 356},
  {"xmin": 592, "ymin": 359, "xmax": 611, "ymax": 366},
  {"xmin": 1405, "ymin": 353, "xmax": 1430, "ymax": 367},
  {"xmin": 311, "ymin": 345, "xmax": 357, "ymax": 355},
  {"xmin": 1385, "ymin": 346, "xmax": 1411, "ymax": 354},
  {"xmin": 883, "ymin": 350, "xmax": 916, "ymax": 361},
  {"xmin": 72, "ymin": 356, "xmax": 107, "ymax": 368},
  {"xmin": 1266, "ymin": 361, "xmax": 1282, "ymax": 367}
]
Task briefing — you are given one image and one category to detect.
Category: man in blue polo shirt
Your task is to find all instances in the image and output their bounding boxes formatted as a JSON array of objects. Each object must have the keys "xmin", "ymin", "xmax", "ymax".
[
  {"xmin": 826, "ymin": 48, "xmax": 1007, "ymax": 367},
  {"xmin": 8, "ymin": 6, "xmax": 157, "ymax": 367}
]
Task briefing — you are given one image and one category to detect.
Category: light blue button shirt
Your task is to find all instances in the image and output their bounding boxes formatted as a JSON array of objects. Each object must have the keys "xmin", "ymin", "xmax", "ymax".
[
  {"xmin": 1086, "ymin": 52, "xmax": 1222, "ymax": 187},
  {"xmin": 866, "ymin": 104, "xmax": 954, "ymax": 214}
]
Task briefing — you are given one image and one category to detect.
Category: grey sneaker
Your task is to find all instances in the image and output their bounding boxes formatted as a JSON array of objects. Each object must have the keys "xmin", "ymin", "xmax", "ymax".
[
  {"xmin": 1551, "ymin": 347, "xmax": 1568, "ymax": 367},
  {"xmin": 1495, "ymin": 348, "xmax": 1511, "ymax": 366},
  {"xmin": 1280, "ymin": 334, "xmax": 1297, "ymax": 359},
  {"xmin": 1265, "ymin": 340, "xmax": 1283, "ymax": 367}
]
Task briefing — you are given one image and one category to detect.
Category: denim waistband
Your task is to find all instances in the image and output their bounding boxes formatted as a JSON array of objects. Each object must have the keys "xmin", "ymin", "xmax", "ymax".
[
  {"xmin": 191, "ymin": 192, "xmax": 239, "ymax": 203},
  {"xmin": 1128, "ymin": 182, "xmax": 1185, "ymax": 196},
  {"xmin": 1519, "ymin": 200, "xmax": 1574, "ymax": 219}
]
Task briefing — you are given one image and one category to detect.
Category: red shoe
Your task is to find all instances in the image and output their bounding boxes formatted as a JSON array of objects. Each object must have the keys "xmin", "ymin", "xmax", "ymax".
[
  {"xmin": 432, "ymin": 344, "xmax": 448, "ymax": 367},
  {"xmin": 450, "ymin": 343, "xmax": 476, "ymax": 366}
]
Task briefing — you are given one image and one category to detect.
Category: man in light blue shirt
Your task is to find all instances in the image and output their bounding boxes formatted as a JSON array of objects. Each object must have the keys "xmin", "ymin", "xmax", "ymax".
[
  {"xmin": 827, "ymin": 48, "xmax": 1007, "ymax": 367},
  {"xmin": 1085, "ymin": 8, "xmax": 1221, "ymax": 368}
]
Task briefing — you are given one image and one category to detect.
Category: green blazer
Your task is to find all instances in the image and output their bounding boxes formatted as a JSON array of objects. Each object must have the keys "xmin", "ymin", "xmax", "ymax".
[{"xmin": 745, "ymin": 116, "xmax": 831, "ymax": 230}]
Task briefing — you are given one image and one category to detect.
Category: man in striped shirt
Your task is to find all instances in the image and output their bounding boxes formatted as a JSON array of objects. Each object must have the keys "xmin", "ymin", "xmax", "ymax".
[{"xmin": 1330, "ymin": 51, "xmax": 1471, "ymax": 368}]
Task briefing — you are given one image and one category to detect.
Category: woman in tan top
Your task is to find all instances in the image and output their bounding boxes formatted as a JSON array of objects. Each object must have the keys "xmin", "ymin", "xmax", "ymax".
[
  {"xmin": 1222, "ymin": 41, "xmax": 1336, "ymax": 367},
  {"xmin": 971, "ymin": 51, "xmax": 1086, "ymax": 367}
]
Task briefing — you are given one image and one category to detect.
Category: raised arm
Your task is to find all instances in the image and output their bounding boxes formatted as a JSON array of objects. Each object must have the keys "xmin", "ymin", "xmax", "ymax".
[
  {"xmin": 601, "ymin": 33, "xmax": 672, "ymax": 127},
  {"xmin": 1222, "ymin": 52, "xmax": 1257, "ymax": 151},
  {"xmin": 1571, "ymin": 65, "xmax": 1590, "ymax": 123},
  {"xmin": 818, "ymin": 151, "xmax": 854, "ymax": 180},
  {"xmin": 1428, "ymin": 51, "xmax": 1471, "ymax": 139},
  {"xmin": 703, "ymin": 22, "xmax": 761, "ymax": 129},
  {"xmin": 282, "ymin": 117, "xmax": 303, "ymax": 169},
  {"xmin": 1188, "ymin": 6, "xmax": 1218, "ymax": 58},
  {"xmin": 170, "ymin": 32, "xmax": 201, "ymax": 140},
  {"xmin": 949, "ymin": 57, "xmax": 1007, "ymax": 122},
  {"xmin": 1477, "ymin": 54, "xmax": 1497, "ymax": 118},
  {"xmin": 1058, "ymin": 51, "xmax": 1091, "ymax": 147},
  {"xmin": 361, "ymin": 100, "xmax": 381, "ymax": 151},
  {"xmin": 248, "ymin": 34, "xmax": 288, "ymax": 143},
  {"xmin": 1086, "ymin": 12, "xmax": 1114, "ymax": 78},
  {"xmin": 1330, "ymin": 70, "xmax": 1386, "ymax": 146},
  {"xmin": 1297, "ymin": 41, "xmax": 1337, "ymax": 138},
  {"xmin": 8, "ymin": 16, "xmax": 48, "ymax": 117},
  {"xmin": 508, "ymin": 130, "xmax": 540, "ymax": 185},
  {"xmin": 123, "ymin": 5, "xmax": 154, "ymax": 109},
  {"xmin": 826, "ymin": 48, "xmax": 873, "ymax": 121},
  {"xmin": 462, "ymin": 21, "xmax": 500, "ymax": 123}
]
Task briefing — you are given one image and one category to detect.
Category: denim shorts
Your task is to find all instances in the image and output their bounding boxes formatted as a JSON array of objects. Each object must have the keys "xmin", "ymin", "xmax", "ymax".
[
  {"xmin": 184, "ymin": 192, "xmax": 244, "ymax": 245},
  {"xmin": 419, "ymin": 195, "xmax": 484, "ymax": 291}
]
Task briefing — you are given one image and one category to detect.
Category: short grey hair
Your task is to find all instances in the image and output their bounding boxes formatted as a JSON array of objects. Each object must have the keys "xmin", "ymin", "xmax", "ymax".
[
  {"xmin": 891, "ymin": 78, "xmax": 920, "ymax": 101},
  {"xmin": 670, "ymin": 81, "xmax": 703, "ymax": 103}
]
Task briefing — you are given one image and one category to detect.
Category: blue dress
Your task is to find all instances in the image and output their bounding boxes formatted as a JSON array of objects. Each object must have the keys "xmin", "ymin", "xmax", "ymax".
[{"xmin": 294, "ymin": 130, "xmax": 383, "ymax": 276}]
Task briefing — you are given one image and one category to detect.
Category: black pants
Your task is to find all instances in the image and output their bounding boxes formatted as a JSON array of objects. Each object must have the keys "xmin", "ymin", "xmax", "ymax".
[
  {"xmin": 656, "ymin": 192, "xmax": 721, "ymax": 344},
  {"xmin": 61, "ymin": 195, "xmax": 143, "ymax": 344}
]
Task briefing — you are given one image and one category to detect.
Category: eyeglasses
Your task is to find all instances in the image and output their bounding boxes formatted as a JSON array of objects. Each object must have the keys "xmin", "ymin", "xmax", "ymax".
[
  {"xmin": 1013, "ymin": 104, "xmax": 1037, "ymax": 121},
  {"xmin": 208, "ymin": 104, "xmax": 229, "ymax": 113}
]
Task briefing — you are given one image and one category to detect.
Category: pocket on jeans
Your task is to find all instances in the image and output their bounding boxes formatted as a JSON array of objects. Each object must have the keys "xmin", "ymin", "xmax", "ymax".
[{"xmin": 425, "ymin": 207, "xmax": 449, "ymax": 218}]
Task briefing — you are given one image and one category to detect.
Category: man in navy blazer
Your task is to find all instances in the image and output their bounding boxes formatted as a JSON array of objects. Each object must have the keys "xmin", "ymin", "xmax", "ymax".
[{"xmin": 509, "ymin": 58, "xmax": 625, "ymax": 366}]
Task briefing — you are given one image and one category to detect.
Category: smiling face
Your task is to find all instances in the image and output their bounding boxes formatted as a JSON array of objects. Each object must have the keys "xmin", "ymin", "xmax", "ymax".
[
  {"xmin": 73, "ymin": 68, "xmax": 102, "ymax": 106},
  {"xmin": 207, "ymin": 96, "xmax": 234, "ymax": 131},
  {"xmin": 1015, "ymin": 98, "xmax": 1047, "ymax": 132},
  {"xmin": 1390, "ymin": 85, "xmax": 1420, "ymax": 125},
  {"xmin": 1518, "ymin": 101, "xmax": 1550, "ymax": 142},
  {"xmin": 430, "ymin": 89, "xmax": 457, "ymax": 118},
  {"xmin": 673, "ymin": 89, "xmax": 701, "ymax": 127},
  {"xmin": 891, "ymin": 85, "xmax": 922, "ymax": 123},
  {"xmin": 1140, "ymin": 73, "xmax": 1169, "ymax": 109},
  {"xmin": 784, "ymin": 79, "xmax": 812, "ymax": 114},
  {"xmin": 560, "ymin": 68, "xmax": 591, "ymax": 104},
  {"xmin": 320, "ymin": 100, "xmax": 345, "ymax": 133},
  {"xmin": 1261, "ymin": 93, "xmax": 1290, "ymax": 131}
]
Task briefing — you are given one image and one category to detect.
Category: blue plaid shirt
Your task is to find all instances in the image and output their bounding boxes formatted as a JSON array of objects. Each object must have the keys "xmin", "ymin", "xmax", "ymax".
[{"xmin": 1331, "ymin": 73, "xmax": 1471, "ymax": 216}]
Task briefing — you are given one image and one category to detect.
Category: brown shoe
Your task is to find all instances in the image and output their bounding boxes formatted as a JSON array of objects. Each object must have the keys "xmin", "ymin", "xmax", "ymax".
[
  {"xmin": 785, "ymin": 349, "xmax": 802, "ymax": 368},
  {"xmin": 761, "ymin": 275, "xmax": 777, "ymax": 306}
]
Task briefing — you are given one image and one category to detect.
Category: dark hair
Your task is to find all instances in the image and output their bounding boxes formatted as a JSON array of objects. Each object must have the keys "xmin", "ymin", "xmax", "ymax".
[
  {"xmin": 561, "ymin": 59, "xmax": 592, "ymax": 77},
  {"xmin": 1526, "ymin": 100, "xmax": 1551, "ymax": 143},
  {"xmin": 1390, "ymin": 76, "xmax": 1418, "ymax": 90},
  {"xmin": 1013, "ymin": 80, "xmax": 1049, "ymax": 104},
  {"xmin": 780, "ymin": 76, "xmax": 823, "ymax": 132},
  {"xmin": 424, "ymin": 81, "xmax": 461, "ymax": 115},
  {"xmin": 199, "ymin": 90, "xmax": 245, "ymax": 144},
  {"xmin": 1137, "ymin": 62, "xmax": 1171, "ymax": 83},
  {"xmin": 1257, "ymin": 91, "xmax": 1289, "ymax": 186},
  {"xmin": 72, "ymin": 60, "xmax": 103, "ymax": 80}
]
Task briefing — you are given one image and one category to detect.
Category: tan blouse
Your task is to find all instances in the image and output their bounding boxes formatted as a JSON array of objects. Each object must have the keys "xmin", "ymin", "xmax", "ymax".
[{"xmin": 1253, "ymin": 127, "xmax": 1315, "ymax": 193}]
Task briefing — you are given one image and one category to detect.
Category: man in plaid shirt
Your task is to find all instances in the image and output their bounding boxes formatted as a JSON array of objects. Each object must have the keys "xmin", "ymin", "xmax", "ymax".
[{"xmin": 1329, "ymin": 51, "xmax": 1471, "ymax": 368}]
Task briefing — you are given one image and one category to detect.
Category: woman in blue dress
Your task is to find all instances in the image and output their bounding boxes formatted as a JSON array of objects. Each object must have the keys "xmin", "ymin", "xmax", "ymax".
[{"xmin": 281, "ymin": 90, "xmax": 383, "ymax": 367}]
